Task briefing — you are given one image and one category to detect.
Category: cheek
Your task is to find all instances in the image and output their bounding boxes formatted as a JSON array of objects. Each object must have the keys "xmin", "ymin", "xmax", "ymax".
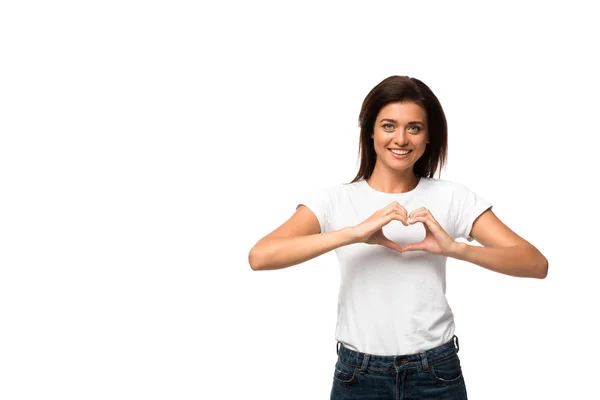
[{"xmin": 373, "ymin": 137, "xmax": 386, "ymax": 150}]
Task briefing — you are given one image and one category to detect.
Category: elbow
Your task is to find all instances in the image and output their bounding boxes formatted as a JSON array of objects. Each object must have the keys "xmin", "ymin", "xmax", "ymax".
[
  {"xmin": 538, "ymin": 258, "xmax": 549, "ymax": 279},
  {"xmin": 535, "ymin": 255, "xmax": 549, "ymax": 279},
  {"xmin": 248, "ymin": 248, "xmax": 263, "ymax": 271},
  {"xmin": 524, "ymin": 245, "xmax": 548, "ymax": 279}
]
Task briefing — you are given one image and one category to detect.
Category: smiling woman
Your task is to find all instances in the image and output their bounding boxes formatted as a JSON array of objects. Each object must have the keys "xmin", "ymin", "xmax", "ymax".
[
  {"xmin": 248, "ymin": 75, "xmax": 548, "ymax": 400},
  {"xmin": 369, "ymin": 101, "xmax": 430, "ymax": 190}
]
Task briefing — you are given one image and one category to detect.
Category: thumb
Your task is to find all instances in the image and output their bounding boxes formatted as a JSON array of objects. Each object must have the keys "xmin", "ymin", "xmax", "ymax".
[
  {"xmin": 401, "ymin": 241, "xmax": 425, "ymax": 252},
  {"xmin": 380, "ymin": 238, "xmax": 403, "ymax": 253}
]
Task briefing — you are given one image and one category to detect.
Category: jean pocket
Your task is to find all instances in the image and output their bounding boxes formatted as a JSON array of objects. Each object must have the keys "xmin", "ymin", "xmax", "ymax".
[
  {"xmin": 333, "ymin": 359, "xmax": 358, "ymax": 385},
  {"xmin": 430, "ymin": 353, "xmax": 463, "ymax": 383}
]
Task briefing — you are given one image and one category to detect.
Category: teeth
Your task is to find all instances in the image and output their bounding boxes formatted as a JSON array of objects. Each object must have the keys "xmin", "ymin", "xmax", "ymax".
[{"xmin": 390, "ymin": 149, "xmax": 411, "ymax": 155}]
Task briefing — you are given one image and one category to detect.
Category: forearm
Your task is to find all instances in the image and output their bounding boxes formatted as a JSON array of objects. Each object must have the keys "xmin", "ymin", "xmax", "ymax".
[
  {"xmin": 249, "ymin": 227, "xmax": 356, "ymax": 271},
  {"xmin": 448, "ymin": 243, "xmax": 548, "ymax": 279}
]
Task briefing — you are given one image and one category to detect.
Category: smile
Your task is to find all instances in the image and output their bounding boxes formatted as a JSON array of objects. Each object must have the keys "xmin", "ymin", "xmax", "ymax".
[{"xmin": 389, "ymin": 149, "xmax": 412, "ymax": 158}]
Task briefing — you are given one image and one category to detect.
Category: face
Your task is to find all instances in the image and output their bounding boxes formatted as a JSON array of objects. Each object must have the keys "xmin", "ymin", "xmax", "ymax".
[{"xmin": 371, "ymin": 101, "xmax": 429, "ymax": 172}]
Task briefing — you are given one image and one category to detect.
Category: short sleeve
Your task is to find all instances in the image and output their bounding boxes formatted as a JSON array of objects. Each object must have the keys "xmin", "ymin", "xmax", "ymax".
[
  {"xmin": 295, "ymin": 186, "xmax": 332, "ymax": 234},
  {"xmin": 451, "ymin": 182, "xmax": 493, "ymax": 242}
]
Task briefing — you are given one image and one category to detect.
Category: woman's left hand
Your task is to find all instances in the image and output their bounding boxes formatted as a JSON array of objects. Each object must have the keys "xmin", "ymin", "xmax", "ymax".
[{"xmin": 401, "ymin": 207, "xmax": 458, "ymax": 256}]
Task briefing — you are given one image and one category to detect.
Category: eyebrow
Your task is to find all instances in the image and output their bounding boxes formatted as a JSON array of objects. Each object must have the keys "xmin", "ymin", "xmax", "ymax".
[{"xmin": 380, "ymin": 118, "xmax": 425, "ymax": 125}]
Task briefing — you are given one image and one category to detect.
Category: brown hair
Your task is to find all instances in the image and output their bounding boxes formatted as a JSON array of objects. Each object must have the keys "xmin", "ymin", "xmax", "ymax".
[{"xmin": 349, "ymin": 75, "xmax": 448, "ymax": 183}]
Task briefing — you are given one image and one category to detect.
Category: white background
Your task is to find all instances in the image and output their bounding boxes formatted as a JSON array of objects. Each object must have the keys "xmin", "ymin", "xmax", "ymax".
[{"xmin": 1, "ymin": 1, "xmax": 598, "ymax": 399}]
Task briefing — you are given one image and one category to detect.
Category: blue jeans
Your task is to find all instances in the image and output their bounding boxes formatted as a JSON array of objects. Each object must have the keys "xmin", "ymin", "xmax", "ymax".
[{"xmin": 330, "ymin": 335, "xmax": 467, "ymax": 400}]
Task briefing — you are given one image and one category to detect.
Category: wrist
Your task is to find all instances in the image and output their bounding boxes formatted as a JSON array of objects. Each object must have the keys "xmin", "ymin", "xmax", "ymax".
[
  {"xmin": 446, "ymin": 241, "xmax": 468, "ymax": 259},
  {"xmin": 341, "ymin": 226, "xmax": 359, "ymax": 245}
]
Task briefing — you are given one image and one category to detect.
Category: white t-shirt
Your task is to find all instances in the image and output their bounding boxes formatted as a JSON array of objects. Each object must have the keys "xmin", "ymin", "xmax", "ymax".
[{"xmin": 296, "ymin": 177, "xmax": 492, "ymax": 356}]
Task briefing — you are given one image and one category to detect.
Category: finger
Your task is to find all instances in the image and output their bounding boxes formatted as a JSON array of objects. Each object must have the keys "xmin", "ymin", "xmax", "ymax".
[
  {"xmin": 392, "ymin": 201, "xmax": 408, "ymax": 211},
  {"xmin": 401, "ymin": 241, "xmax": 425, "ymax": 252},
  {"xmin": 392, "ymin": 204, "xmax": 409, "ymax": 221},
  {"xmin": 409, "ymin": 209, "xmax": 439, "ymax": 224},
  {"xmin": 408, "ymin": 215, "xmax": 437, "ymax": 230},
  {"xmin": 409, "ymin": 215, "xmax": 436, "ymax": 225},
  {"xmin": 409, "ymin": 211, "xmax": 430, "ymax": 222},
  {"xmin": 394, "ymin": 209, "xmax": 409, "ymax": 226},
  {"xmin": 394, "ymin": 210, "xmax": 408, "ymax": 226},
  {"xmin": 385, "ymin": 201, "xmax": 405, "ymax": 211},
  {"xmin": 381, "ymin": 238, "xmax": 403, "ymax": 253},
  {"xmin": 385, "ymin": 208, "xmax": 408, "ymax": 226},
  {"xmin": 385, "ymin": 201, "xmax": 408, "ymax": 215},
  {"xmin": 409, "ymin": 216, "xmax": 447, "ymax": 238},
  {"xmin": 408, "ymin": 207, "xmax": 427, "ymax": 220}
]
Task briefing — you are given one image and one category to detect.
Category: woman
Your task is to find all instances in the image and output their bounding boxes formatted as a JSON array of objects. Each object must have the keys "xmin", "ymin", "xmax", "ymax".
[{"xmin": 248, "ymin": 75, "xmax": 548, "ymax": 399}]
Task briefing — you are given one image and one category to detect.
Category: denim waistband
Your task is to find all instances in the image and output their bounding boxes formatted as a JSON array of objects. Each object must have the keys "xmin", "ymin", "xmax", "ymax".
[{"xmin": 336, "ymin": 335, "xmax": 460, "ymax": 373}]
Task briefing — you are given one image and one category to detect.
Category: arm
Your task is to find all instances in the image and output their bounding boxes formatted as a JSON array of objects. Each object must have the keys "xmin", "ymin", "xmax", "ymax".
[
  {"xmin": 447, "ymin": 209, "xmax": 548, "ymax": 279},
  {"xmin": 249, "ymin": 227, "xmax": 355, "ymax": 271},
  {"xmin": 450, "ymin": 242, "xmax": 548, "ymax": 278}
]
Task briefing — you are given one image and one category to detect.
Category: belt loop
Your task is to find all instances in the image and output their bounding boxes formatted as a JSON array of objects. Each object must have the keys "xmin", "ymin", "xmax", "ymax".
[
  {"xmin": 453, "ymin": 335, "xmax": 460, "ymax": 353},
  {"xmin": 420, "ymin": 351, "xmax": 429, "ymax": 372},
  {"xmin": 336, "ymin": 341, "xmax": 341, "ymax": 355},
  {"xmin": 360, "ymin": 352, "xmax": 370, "ymax": 373}
]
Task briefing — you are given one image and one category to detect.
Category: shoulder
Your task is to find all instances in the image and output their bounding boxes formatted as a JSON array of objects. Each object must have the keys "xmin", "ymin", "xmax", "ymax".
[
  {"xmin": 305, "ymin": 180, "xmax": 352, "ymax": 201},
  {"xmin": 309, "ymin": 180, "xmax": 367, "ymax": 206},
  {"xmin": 419, "ymin": 178, "xmax": 482, "ymax": 209}
]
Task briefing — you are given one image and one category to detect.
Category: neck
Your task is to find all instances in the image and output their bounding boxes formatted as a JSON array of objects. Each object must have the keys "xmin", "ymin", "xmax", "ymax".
[{"xmin": 366, "ymin": 169, "xmax": 420, "ymax": 194}]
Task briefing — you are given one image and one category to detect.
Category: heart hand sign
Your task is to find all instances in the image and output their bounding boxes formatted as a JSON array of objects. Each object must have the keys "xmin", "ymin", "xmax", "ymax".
[{"xmin": 349, "ymin": 202, "xmax": 457, "ymax": 256}]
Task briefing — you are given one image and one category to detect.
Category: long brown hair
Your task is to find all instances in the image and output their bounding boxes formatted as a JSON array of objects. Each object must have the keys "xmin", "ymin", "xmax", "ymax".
[{"xmin": 349, "ymin": 76, "xmax": 448, "ymax": 183}]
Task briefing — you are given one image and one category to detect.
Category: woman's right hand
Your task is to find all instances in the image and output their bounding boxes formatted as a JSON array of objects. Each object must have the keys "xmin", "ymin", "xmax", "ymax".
[{"xmin": 348, "ymin": 201, "xmax": 409, "ymax": 253}]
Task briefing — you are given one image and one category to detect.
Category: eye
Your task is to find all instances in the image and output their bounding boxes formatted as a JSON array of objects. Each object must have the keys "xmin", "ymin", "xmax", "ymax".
[
  {"xmin": 407, "ymin": 125, "xmax": 421, "ymax": 133},
  {"xmin": 382, "ymin": 123, "xmax": 394, "ymax": 130}
]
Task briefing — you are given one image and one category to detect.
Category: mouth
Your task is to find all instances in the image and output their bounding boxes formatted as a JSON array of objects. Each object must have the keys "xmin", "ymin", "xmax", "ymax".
[{"xmin": 388, "ymin": 148, "xmax": 412, "ymax": 158}]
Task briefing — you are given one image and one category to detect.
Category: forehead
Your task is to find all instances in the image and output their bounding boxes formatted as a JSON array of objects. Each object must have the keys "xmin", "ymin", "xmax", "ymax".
[{"xmin": 377, "ymin": 102, "xmax": 426, "ymax": 121}]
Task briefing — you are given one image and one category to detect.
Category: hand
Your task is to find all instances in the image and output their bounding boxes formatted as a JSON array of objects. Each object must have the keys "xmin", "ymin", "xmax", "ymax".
[
  {"xmin": 348, "ymin": 201, "xmax": 409, "ymax": 253},
  {"xmin": 401, "ymin": 207, "xmax": 457, "ymax": 255}
]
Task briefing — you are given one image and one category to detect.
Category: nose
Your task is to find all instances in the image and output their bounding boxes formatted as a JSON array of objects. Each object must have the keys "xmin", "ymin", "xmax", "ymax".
[{"xmin": 394, "ymin": 128, "xmax": 409, "ymax": 145}]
